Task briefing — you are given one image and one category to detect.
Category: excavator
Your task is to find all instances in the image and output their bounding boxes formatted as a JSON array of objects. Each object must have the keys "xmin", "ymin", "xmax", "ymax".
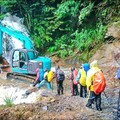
[{"xmin": 0, "ymin": 23, "xmax": 51, "ymax": 80}]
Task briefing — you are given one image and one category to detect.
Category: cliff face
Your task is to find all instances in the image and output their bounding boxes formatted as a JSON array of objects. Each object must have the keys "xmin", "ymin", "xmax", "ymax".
[{"xmin": 90, "ymin": 22, "xmax": 120, "ymax": 68}]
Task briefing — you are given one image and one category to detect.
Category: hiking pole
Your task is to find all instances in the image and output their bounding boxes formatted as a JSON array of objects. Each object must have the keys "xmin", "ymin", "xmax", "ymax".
[
  {"xmin": 52, "ymin": 78, "xmax": 55, "ymax": 93},
  {"xmin": 103, "ymin": 91, "xmax": 111, "ymax": 106},
  {"xmin": 51, "ymin": 80, "xmax": 53, "ymax": 93},
  {"xmin": 103, "ymin": 91, "xmax": 108, "ymax": 99}
]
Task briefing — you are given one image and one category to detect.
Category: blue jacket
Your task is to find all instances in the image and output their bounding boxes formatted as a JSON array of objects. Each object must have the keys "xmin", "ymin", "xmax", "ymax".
[{"xmin": 39, "ymin": 69, "xmax": 44, "ymax": 81}]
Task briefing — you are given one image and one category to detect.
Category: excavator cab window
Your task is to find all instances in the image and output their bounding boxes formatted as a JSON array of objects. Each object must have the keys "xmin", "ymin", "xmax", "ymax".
[
  {"xmin": 19, "ymin": 52, "xmax": 26, "ymax": 68},
  {"xmin": 27, "ymin": 51, "xmax": 37, "ymax": 60},
  {"xmin": 12, "ymin": 50, "xmax": 27, "ymax": 69},
  {"xmin": 12, "ymin": 51, "xmax": 19, "ymax": 67}
]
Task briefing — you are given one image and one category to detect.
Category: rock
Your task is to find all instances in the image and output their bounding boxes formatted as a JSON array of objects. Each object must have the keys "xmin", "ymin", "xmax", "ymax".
[
  {"xmin": 105, "ymin": 22, "xmax": 120, "ymax": 39},
  {"xmin": 23, "ymin": 111, "xmax": 32, "ymax": 119},
  {"xmin": 14, "ymin": 111, "xmax": 23, "ymax": 119},
  {"xmin": 42, "ymin": 106, "xmax": 48, "ymax": 111},
  {"xmin": 89, "ymin": 40, "xmax": 120, "ymax": 68}
]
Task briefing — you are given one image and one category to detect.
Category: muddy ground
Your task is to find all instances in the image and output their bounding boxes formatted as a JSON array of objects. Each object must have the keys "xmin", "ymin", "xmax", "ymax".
[{"xmin": 0, "ymin": 60, "xmax": 120, "ymax": 120}]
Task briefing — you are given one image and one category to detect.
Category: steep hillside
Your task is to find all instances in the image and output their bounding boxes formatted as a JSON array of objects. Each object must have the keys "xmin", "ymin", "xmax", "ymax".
[{"xmin": 90, "ymin": 22, "xmax": 120, "ymax": 68}]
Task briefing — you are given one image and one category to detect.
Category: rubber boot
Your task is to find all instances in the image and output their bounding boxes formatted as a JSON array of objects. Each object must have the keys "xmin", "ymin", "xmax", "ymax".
[
  {"xmin": 96, "ymin": 107, "xmax": 102, "ymax": 111},
  {"xmin": 61, "ymin": 90, "xmax": 63, "ymax": 94},
  {"xmin": 58, "ymin": 91, "xmax": 60, "ymax": 95},
  {"xmin": 86, "ymin": 103, "xmax": 92, "ymax": 108}
]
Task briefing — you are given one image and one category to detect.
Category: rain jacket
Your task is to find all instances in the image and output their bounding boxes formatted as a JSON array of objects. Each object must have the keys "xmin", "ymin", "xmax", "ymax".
[
  {"xmin": 83, "ymin": 63, "xmax": 90, "ymax": 73},
  {"xmin": 44, "ymin": 71, "xmax": 48, "ymax": 81},
  {"xmin": 47, "ymin": 71, "xmax": 54, "ymax": 82},
  {"xmin": 79, "ymin": 69, "xmax": 86, "ymax": 86},
  {"xmin": 86, "ymin": 60, "xmax": 101, "ymax": 91},
  {"xmin": 73, "ymin": 69, "xmax": 78, "ymax": 85},
  {"xmin": 39, "ymin": 69, "xmax": 44, "ymax": 81},
  {"xmin": 76, "ymin": 63, "xmax": 90, "ymax": 86}
]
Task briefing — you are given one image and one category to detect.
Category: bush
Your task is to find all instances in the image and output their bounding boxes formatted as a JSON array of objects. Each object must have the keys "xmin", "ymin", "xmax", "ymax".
[{"xmin": 3, "ymin": 95, "xmax": 14, "ymax": 107}]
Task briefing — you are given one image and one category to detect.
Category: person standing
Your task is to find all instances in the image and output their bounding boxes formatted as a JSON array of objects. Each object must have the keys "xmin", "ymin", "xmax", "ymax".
[
  {"xmin": 76, "ymin": 63, "xmax": 90, "ymax": 98},
  {"xmin": 55, "ymin": 66, "xmax": 65, "ymax": 95},
  {"xmin": 69, "ymin": 67, "xmax": 79, "ymax": 96},
  {"xmin": 86, "ymin": 60, "xmax": 106, "ymax": 111}
]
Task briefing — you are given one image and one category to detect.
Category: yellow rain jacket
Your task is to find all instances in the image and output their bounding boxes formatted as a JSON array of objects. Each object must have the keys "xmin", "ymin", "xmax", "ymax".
[
  {"xmin": 47, "ymin": 71, "xmax": 54, "ymax": 82},
  {"xmin": 86, "ymin": 60, "xmax": 101, "ymax": 91},
  {"xmin": 79, "ymin": 69, "xmax": 86, "ymax": 86}
]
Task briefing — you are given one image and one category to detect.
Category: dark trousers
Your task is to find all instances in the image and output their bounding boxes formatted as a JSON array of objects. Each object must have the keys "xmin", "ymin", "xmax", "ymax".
[
  {"xmin": 72, "ymin": 84, "xmax": 79, "ymax": 96},
  {"xmin": 79, "ymin": 84, "xmax": 87, "ymax": 98},
  {"xmin": 87, "ymin": 91, "xmax": 102, "ymax": 109},
  {"xmin": 33, "ymin": 79, "xmax": 41, "ymax": 86},
  {"xmin": 57, "ymin": 80, "xmax": 64, "ymax": 95}
]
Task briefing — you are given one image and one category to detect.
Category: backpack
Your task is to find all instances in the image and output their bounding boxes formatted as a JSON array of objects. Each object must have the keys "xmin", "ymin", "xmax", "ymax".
[
  {"xmin": 93, "ymin": 70, "xmax": 106, "ymax": 95},
  {"xmin": 117, "ymin": 68, "xmax": 120, "ymax": 79},
  {"xmin": 39, "ymin": 69, "xmax": 44, "ymax": 81},
  {"xmin": 44, "ymin": 71, "xmax": 48, "ymax": 80},
  {"xmin": 73, "ymin": 69, "xmax": 78, "ymax": 85},
  {"xmin": 48, "ymin": 71, "xmax": 54, "ymax": 82},
  {"xmin": 76, "ymin": 70, "xmax": 81, "ymax": 82},
  {"xmin": 57, "ymin": 69, "xmax": 65, "ymax": 81}
]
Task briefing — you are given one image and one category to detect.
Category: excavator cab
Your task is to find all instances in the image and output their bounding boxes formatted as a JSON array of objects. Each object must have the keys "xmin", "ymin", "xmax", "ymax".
[
  {"xmin": 12, "ymin": 50, "xmax": 27, "ymax": 68},
  {"xmin": 10, "ymin": 49, "xmax": 42, "ymax": 74}
]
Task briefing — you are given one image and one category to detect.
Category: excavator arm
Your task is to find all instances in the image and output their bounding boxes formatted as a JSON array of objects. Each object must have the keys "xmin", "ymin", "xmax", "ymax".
[
  {"xmin": 0, "ymin": 23, "xmax": 34, "ymax": 56},
  {"xmin": 0, "ymin": 23, "xmax": 51, "ymax": 76}
]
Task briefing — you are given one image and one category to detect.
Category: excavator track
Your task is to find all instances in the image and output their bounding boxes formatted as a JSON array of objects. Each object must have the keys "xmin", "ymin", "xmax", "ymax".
[{"xmin": 7, "ymin": 72, "xmax": 36, "ymax": 83}]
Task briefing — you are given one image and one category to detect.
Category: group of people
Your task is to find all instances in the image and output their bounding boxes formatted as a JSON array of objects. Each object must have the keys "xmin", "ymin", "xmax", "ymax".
[
  {"xmin": 67, "ymin": 60, "xmax": 106, "ymax": 111},
  {"xmin": 33, "ymin": 65, "xmax": 65, "ymax": 95},
  {"xmin": 33, "ymin": 60, "xmax": 106, "ymax": 111}
]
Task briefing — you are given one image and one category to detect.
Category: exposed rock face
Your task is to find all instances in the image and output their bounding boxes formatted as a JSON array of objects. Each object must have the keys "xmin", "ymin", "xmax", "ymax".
[
  {"xmin": 90, "ymin": 22, "xmax": 120, "ymax": 68},
  {"xmin": 105, "ymin": 22, "xmax": 120, "ymax": 39},
  {"xmin": 89, "ymin": 40, "xmax": 120, "ymax": 67}
]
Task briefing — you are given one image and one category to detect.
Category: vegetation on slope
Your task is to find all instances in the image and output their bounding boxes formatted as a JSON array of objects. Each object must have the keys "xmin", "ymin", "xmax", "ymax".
[{"xmin": 0, "ymin": 0, "xmax": 120, "ymax": 62}]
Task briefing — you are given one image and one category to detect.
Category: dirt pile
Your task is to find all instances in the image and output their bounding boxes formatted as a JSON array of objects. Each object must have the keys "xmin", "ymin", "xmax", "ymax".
[{"xmin": 0, "ymin": 95, "xmax": 116, "ymax": 120}]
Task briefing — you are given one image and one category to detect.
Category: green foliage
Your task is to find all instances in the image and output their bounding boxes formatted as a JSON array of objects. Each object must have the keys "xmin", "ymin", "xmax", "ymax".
[
  {"xmin": 55, "ymin": 0, "xmax": 79, "ymax": 20},
  {"xmin": 78, "ymin": 2, "xmax": 94, "ymax": 24},
  {"xmin": 0, "ymin": 0, "xmax": 119, "ymax": 62},
  {"xmin": 0, "ymin": 0, "xmax": 17, "ymax": 19},
  {"xmin": 0, "ymin": 0, "xmax": 17, "ymax": 9},
  {"xmin": 32, "ymin": 21, "xmax": 53, "ymax": 48},
  {"xmin": 3, "ymin": 95, "xmax": 14, "ymax": 107},
  {"xmin": 96, "ymin": 0, "xmax": 120, "ymax": 24},
  {"xmin": 47, "ymin": 33, "xmax": 75, "ymax": 58},
  {"xmin": 71, "ymin": 24, "xmax": 106, "ymax": 61},
  {"xmin": 0, "ymin": 14, "xmax": 6, "ymax": 19}
]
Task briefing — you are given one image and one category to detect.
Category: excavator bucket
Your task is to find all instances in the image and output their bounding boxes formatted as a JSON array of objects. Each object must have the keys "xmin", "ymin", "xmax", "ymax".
[{"xmin": 0, "ymin": 57, "xmax": 11, "ymax": 72}]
